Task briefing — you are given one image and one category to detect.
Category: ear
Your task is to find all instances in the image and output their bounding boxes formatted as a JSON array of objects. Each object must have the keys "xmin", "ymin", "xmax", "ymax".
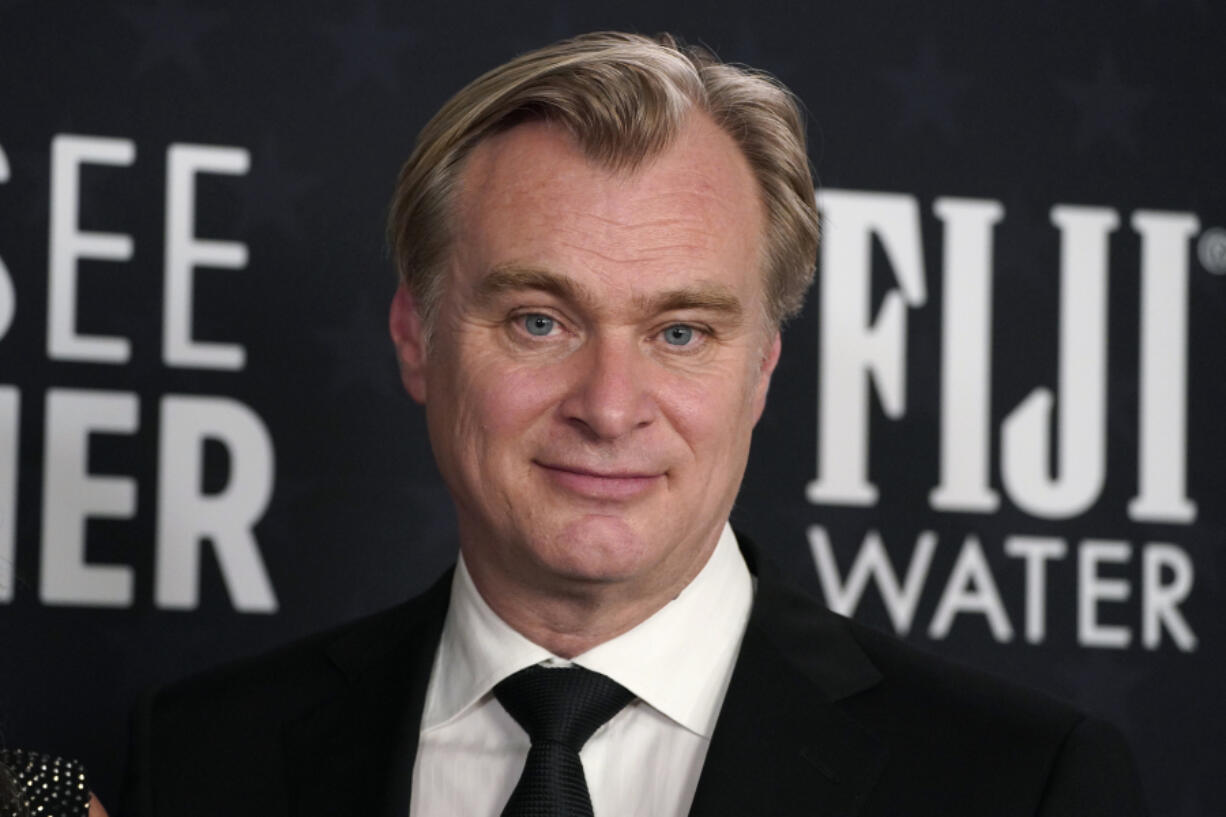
[
  {"xmin": 389, "ymin": 282, "xmax": 428, "ymax": 404},
  {"xmin": 751, "ymin": 331, "xmax": 782, "ymax": 423}
]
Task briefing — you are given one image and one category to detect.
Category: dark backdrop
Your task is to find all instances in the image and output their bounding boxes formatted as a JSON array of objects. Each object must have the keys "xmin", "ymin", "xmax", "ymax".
[{"xmin": 1, "ymin": 0, "xmax": 1223, "ymax": 813}]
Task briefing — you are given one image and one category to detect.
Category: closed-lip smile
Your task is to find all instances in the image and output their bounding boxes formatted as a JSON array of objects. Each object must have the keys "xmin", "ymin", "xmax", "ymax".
[{"xmin": 535, "ymin": 461, "xmax": 663, "ymax": 501}]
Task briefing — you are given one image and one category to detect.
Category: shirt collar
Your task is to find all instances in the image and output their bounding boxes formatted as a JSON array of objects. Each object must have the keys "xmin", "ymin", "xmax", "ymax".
[{"xmin": 421, "ymin": 523, "xmax": 754, "ymax": 739}]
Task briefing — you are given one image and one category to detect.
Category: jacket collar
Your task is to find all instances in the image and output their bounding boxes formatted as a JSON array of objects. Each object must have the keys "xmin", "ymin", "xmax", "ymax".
[
  {"xmin": 687, "ymin": 534, "xmax": 887, "ymax": 817},
  {"xmin": 281, "ymin": 568, "xmax": 452, "ymax": 817}
]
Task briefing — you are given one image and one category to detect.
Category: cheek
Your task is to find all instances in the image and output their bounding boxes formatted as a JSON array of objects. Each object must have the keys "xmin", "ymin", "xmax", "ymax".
[
  {"xmin": 658, "ymin": 367, "xmax": 757, "ymax": 453},
  {"xmin": 497, "ymin": 366, "xmax": 566, "ymax": 416},
  {"xmin": 446, "ymin": 356, "xmax": 569, "ymax": 449}
]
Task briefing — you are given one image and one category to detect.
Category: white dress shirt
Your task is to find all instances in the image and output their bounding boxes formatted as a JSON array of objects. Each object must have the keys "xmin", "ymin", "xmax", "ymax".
[{"xmin": 409, "ymin": 523, "xmax": 754, "ymax": 817}]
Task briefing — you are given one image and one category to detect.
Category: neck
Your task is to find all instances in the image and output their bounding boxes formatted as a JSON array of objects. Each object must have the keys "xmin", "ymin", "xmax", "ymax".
[
  {"xmin": 483, "ymin": 586, "xmax": 676, "ymax": 657},
  {"xmin": 485, "ymin": 593, "xmax": 660, "ymax": 658},
  {"xmin": 462, "ymin": 535, "xmax": 720, "ymax": 659}
]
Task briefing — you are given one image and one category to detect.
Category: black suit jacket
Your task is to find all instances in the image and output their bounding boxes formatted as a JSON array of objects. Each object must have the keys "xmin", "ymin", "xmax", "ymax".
[{"xmin": 123, "ymin": 542, "xmax": 1148, "ymax": 817}]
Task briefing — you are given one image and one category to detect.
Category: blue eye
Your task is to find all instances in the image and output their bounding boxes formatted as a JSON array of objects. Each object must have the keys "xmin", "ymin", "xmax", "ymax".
[
  {"xmin": 663, "ymin": 324, "xmax": 695, "ymax": 346},
  {"xmin": 522, "ymin": 314, "xmax": 554, "ymax": 336}
]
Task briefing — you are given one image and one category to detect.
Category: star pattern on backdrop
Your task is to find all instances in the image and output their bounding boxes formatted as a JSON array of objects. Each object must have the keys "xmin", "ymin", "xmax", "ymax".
[
  {"xmin": 235, "ymin": 134, "xmax": 320, "ymax": 239},
  {"xmin": 881, "ymin": 39, "xmax": 973, "ymax": 143},
  {"xmin": 1057, "ymin": 51, "xmax": 1151, "ymax": 154},
  {"xmin": 116, "ymin": 0, "xmax": 225, "ymax": 84},
  {"xmin": 322, "ymin": 0, "xmax": 417, "ymax": 95},
  {"xmin": 315, "ymin": 292, "xmax": 403, "ymax": 397}
]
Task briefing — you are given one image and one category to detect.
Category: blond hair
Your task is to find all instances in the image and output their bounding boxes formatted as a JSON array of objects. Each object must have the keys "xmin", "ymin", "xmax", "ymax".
[{"xmin": 388, "ymin": 31, "xmax": 818, "ymax": 333}]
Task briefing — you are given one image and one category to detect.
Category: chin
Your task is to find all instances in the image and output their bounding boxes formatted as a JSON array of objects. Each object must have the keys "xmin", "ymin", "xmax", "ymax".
[{"xmin": 536, "ymin": 514, "xmax": 656, "ymax": 583}]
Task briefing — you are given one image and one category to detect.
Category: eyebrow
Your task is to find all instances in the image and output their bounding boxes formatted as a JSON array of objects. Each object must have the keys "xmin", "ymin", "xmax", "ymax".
[
  {"xmin": 474, "ymin": 264, "xmax": 746, "ymax": 322},
  {"xmin": 640, "ymin": 287, "xmax": 744, "ymax": 319},
  {"xmin": 474, "ymin": 265, "xmax": 594, "ymax": 307}
]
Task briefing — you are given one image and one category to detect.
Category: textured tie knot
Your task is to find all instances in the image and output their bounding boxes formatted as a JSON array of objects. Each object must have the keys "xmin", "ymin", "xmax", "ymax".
[{"xmin": 494, "ymin": 665, "xmax": 635, "ymax": 752}]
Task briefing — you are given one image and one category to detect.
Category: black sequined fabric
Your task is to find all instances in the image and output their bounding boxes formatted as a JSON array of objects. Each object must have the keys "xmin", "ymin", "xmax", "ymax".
[
  {"xmin": 494, "ymin": 666, "xmax": 635, "ymax": 817},
  {"xmin": 0, "ymin": 750, "xmax": 90, "ymax": 817}
]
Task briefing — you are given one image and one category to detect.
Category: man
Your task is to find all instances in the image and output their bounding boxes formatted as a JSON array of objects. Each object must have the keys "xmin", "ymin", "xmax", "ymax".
[{"xmin": 125, "ymin": 32, "xmax": 1147, "ymax": 817}]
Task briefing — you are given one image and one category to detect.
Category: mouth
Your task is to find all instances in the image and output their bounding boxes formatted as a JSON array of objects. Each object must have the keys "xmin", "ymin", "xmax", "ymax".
[{"xmin": 534, "ymin": 462, "xmax": 664, "ymax": 501}]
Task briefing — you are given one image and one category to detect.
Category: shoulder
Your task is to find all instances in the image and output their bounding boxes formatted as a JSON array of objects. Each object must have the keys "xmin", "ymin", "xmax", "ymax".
[
  {"xmin": 123, "ymin": 570, "xmax": 453, "ymax": 817},
  {"xmin": 739, "ymin": 544, "xmax": 1147, "ymax": 816},
  {"xmin": 151, "ymin": 570, "xmax": 451, "ymax": 717},
  {"xmin": 741, "ymin": 536, "xmax": 1095, "ymax": 750},
  {"xmin": 839, "ymin": 617, "xmax": 1146, "ymax": 815},
  {"xmin": 844, "ymin": 618, "xmax": 1080, "ymax": 733}
]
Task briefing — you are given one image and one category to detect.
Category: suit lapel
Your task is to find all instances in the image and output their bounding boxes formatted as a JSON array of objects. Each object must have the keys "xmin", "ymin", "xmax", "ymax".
[
  {"xmin": 282, "ymin": 570, "xmax": 452, "ymax": 817},
  {"xmin": 689, "ymin": 543, "xmax": 887, "ymax": 817}
]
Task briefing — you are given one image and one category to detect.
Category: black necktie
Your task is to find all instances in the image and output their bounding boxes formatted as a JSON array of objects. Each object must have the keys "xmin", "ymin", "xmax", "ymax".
[{"xmin": 493, "ymin": 665, "xmax": 636, "ymax": 817}]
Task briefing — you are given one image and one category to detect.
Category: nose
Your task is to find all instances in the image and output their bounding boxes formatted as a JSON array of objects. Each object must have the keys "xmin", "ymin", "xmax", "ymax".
[{"xmin": 560, "ymin": 335, "xmax": 656, "ymax": 440}]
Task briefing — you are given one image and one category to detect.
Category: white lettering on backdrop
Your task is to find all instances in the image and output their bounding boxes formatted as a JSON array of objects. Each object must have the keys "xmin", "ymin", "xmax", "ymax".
[
  {"xmin": 808, "ymin": 189, "xmax": 1203, "ymax": 652},
  {"xmin": 0, "ymin": 133, "xmax": 276, "ymax": 611}
]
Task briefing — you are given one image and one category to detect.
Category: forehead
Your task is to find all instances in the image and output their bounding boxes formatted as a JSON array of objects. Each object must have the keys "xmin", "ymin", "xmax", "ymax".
[{"xmin": 451, "ymin": 116, "xmax": 765, "ymax": 299}]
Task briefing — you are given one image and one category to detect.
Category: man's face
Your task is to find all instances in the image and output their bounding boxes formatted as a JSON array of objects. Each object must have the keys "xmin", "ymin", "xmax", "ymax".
[{"xmin": 391, "ymin": 115, "xmax": 780, "ymax": 610}]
